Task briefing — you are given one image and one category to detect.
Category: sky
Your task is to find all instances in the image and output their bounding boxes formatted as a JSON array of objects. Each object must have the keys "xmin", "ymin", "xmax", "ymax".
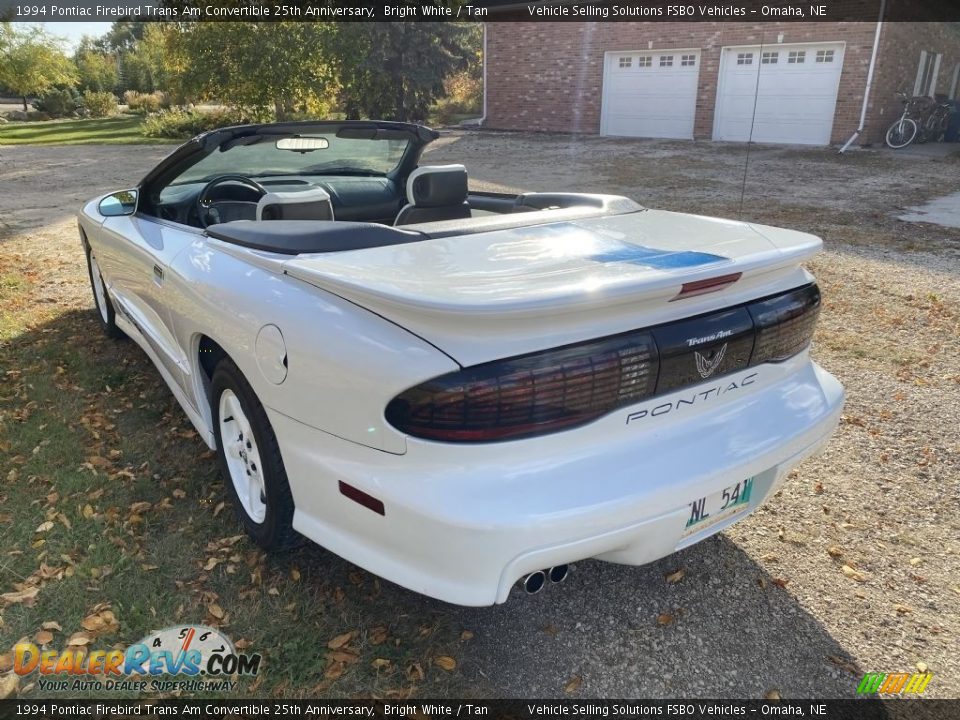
[{"xmin": 37, "ymin": 22, "xmax": 114, "ymax": 50}]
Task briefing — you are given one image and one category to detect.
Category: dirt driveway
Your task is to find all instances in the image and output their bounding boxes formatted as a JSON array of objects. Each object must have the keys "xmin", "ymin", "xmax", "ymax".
[{"xmin": 1, "ymin": 134, "xmax": 958, "ymax": 699}]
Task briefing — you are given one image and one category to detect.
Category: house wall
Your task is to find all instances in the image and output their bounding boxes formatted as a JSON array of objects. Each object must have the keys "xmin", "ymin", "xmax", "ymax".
[
  {"xmin": 867, "ymin": 23, "xmax": 960, "ymax": 143},
  {"xmin": 485, "ymin": 21, "xmax": 960, "ymax": 145},
  {"xmin": 485, "ymin": 22, "xmax": 878, "ymax": 143}
]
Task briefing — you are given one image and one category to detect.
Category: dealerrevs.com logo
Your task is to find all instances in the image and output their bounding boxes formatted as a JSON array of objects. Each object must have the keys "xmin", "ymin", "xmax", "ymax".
[
  {"xmin": 856, "ymin": 671, "xmax": 933, "ymax": 696},
  {"xmin": 14, "ymin": 625, "xmax": 261, "ymax": 693}
]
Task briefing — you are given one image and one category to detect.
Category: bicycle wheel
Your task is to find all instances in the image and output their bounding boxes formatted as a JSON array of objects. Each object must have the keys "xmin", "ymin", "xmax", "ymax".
[{"xmin": 886, "ymin": 118, "xmax": 918, "ymax": 149}]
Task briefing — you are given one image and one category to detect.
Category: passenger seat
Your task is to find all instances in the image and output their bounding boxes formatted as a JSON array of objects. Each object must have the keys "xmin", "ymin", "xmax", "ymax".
[{"xmin": 394, "ymin": 165, "xmax": 471, "ymax": 225}]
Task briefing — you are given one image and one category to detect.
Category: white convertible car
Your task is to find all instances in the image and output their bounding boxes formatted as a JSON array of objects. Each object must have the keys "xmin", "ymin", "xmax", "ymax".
[{"xmin": 79, "ymin": 120, "xmax": 843, "ymax": 605}]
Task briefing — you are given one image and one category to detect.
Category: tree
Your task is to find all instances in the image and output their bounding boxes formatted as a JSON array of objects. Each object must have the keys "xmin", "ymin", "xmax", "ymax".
[
  {"xmin": 0, "ymin": 24, "xmax": 77, "ymax": 110},
  {"xmin": 169, "ymin": 23, "xmax": 335, "ymax": 120},
  {"xmin": 333, "ymin": 23, "xmax": 475, "ymax": 122},
  {"xmin": 75, "ymin": 37, "xmax": 118, "ymax": 93}
]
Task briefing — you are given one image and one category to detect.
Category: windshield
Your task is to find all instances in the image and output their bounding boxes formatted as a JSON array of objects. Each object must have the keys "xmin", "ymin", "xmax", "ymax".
[{"xmin": 170, "ymin": 132, "xmax": 410, "ymax": 185}]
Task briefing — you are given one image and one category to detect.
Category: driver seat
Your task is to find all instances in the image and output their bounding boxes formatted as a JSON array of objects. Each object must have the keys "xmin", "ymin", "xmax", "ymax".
[
  {"xmin": 257, "ymin": 187, "xmax": 334, "ymax": 221},
  {"xmin": 394, "ymin": 165, "xmax": 471, "ymax": 225}
]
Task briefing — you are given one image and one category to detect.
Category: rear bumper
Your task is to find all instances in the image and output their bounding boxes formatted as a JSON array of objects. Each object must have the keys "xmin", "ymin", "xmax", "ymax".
[{"xmin": 269, "ymin": 355, "xmax": 844, "ymax": 606}]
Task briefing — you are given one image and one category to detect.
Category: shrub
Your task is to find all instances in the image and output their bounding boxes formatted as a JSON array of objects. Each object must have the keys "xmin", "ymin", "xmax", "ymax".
[
  {"xmin": 82, "ymin": 90, "xmax": 118, "ymax": 118},
  {"xmin": 124, "ymin": 90, "xmax": 167, "ymax": 114},
  {"xmin": 431, "ymin": 71, "xmax": 482, "ymax": 125},
  {"xmin": 141, "ymin": 107, "xmax": 265, "ymax": 139},
  {"xmin": 32, "ymin": 88, "xmax": 82, "ymax": 118}
]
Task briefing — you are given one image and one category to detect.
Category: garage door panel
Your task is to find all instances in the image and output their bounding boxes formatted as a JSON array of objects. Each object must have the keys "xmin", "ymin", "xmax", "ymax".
[
  {"xmin": 601, "ymin": 51, "xmax": 700, "ymax": 140},
  {"xmin": 714, "ymin": 43, "xmax": 845, "ymax": 145}
]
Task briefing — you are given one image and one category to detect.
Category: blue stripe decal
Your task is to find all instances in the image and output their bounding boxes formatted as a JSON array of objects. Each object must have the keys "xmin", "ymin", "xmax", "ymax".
[{"xmin": 590, "ymin": 244, "xmax": 728, "ymax": 269}]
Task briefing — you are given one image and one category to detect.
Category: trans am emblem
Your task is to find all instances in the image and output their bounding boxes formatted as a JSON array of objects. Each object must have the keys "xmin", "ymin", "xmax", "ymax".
[{"xmin": 695, "ymin": 343, "xmax": 727, "ymax": 379}]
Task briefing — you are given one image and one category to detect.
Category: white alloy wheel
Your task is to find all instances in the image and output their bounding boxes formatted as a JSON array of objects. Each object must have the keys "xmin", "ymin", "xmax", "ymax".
[
  {"xmin": 219, "ymin": 388, "xmax": 267, "ymax": 523},
  {"xmin": 90, "ymin": 254, "xmax": 110, "ymax": 324}
]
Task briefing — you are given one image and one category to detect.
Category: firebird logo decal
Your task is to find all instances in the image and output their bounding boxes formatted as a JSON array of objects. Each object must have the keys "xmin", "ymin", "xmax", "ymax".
[{"xmin": 695, "ymin": 343, "xmax": 727, "ymax": 379}]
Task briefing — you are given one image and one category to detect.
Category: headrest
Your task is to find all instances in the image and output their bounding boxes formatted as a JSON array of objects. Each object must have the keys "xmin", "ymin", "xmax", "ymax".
[{"xmin": 406, "ymin": 165, "xmax": 468, "ymax": 208}]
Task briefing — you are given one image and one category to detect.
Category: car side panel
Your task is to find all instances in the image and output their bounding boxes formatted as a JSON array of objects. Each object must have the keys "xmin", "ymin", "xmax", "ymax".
[{"xmin": 164, "ymin": 238, "xmax": 459, "ymax": 456}]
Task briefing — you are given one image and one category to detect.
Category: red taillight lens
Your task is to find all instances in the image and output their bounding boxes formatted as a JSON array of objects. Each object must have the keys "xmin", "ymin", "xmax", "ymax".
[
  {"xmin": 385, "ymin": 332, "xmax": 658, "ymax": 442},
  {"xmin": 388, "ymin": 283, "xmax": 821, "ymax": 443},
  {"xmin": 748, "ymin": 283, "xmax": 821, "ymax": 364}
]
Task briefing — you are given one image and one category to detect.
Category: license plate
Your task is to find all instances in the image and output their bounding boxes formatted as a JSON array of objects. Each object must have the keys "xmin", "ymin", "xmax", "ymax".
[{"xmin": 682, "ymin": 477, "xmax": 755, "ymax": 538}]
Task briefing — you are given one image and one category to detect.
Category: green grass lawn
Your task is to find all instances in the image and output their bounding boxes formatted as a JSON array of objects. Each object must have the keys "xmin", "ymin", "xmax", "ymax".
[
  {"xmin": 0, "ymin": 116, "xmax": 179, "ymax": 146},
  {"xmin": 0, "ymin": 235, "xmax": 477, "ymax": 700}
]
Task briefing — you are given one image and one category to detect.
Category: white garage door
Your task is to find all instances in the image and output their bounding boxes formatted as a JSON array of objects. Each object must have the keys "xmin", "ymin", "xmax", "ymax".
[
  {"xmin": 714, "ymin": 43, "xmax": 845, "ymax": 145},
  {"xmin": 601, "ymin": 50, "xmax": 701, "ymax": 139}
]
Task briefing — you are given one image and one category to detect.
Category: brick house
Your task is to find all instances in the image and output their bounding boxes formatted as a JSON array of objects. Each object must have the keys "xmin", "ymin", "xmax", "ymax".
[{"xmin": 482, "ymin": 22, "xmax": 960, "ymax": 145}]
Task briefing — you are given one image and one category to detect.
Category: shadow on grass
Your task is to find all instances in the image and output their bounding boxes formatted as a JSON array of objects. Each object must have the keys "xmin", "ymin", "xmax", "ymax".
[{"xmin": 1, "ymin": 308, "xmax": 864, "ymax": 699}]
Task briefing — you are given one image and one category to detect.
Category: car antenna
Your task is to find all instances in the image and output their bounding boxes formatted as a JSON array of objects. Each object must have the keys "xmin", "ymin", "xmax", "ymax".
[{"xmin": 739, "ymin": 28, "xmax": 766, "ymax": 220}]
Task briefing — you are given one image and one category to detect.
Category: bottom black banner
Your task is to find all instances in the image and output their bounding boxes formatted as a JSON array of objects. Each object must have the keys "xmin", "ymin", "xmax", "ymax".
[{"xmin": 0, "ymin": 699, "xmax": 957, "ymax": 720}]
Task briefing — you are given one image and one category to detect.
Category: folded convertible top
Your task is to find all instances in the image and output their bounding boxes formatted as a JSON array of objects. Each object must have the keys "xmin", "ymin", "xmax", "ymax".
[{"xmin": 206, "ymin": 220, "xmax": 426, "ymax": 254}]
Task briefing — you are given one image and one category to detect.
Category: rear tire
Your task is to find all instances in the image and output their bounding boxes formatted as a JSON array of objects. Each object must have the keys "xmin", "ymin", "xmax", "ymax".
[
  {"xmin": 211, "ymin": 358, "xmax": 302, "ymax": 552},
  {"xmin": 885, "ymin": 118, "xmax": 918, "ymax": 149},
  {"xmin": 85, "ymin": 246, "xmax": 124, "ymax": 339}
]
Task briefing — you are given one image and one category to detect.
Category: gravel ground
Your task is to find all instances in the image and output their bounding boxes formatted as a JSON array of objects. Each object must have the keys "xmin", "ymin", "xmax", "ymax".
[{"xmin": 1, "ymin": 134, "xmax": 958, "ymax": 698}]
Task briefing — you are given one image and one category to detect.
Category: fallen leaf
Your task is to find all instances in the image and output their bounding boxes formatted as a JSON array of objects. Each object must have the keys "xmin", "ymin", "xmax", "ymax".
[
  {"xmin": 371, "ymin": 658, "xmax": 392, "ymax": 670},
  {"xmin": 35, "ymin": 521, "xmax": 54, "ymax": 533},
  {"xmin": 665, "ymin": 568, "xmax": 685, "ymax": 584},
  {"xmin": 327, "ymin": 631, "xmax": 355, "ymax": 650},
  {"xmin": 203, "ymin": 557, "xmax": 220, "ymax": 571},
  {"xmin": 0, "ymin": 673, "xmax": 18, "ymax": 700},
  {"xmin": 434, "ymin": 655, "xmax": 457, "ymax": 671},
  {"xmin": 290, "ymin": 567, "xmax": 301, "ymax": 582},
  {"xmin": 894, "ymin": 604, "xmax": 913, "ymax": 614},
  {"xmin": 917, "ymin": 662, "xmax": 928, "ymax": 673},
  {"xmin": 657, "ymin": 613, "xmax": 674, "ymax": 626},
  {"xmin": 827, "ymin": 546, "xmax": 843, "ymax": 558},
  {"xmin": 67, "ymin": 632, "xmax": 91, "ymax": 646},
  {"xmin": 324, "ymin": 663, "xmax": 344, "ymax": 680},
  {"xmin": 213, "ymin": 502, "xmax": 226, "ymax": 517},
  {"xmin": 172, "ymin": 489, "xmax": 186, "ymax": 499},
  {"xmin": 460, "ymin": 630, "xmax": 474, "ymax": 641},
  {"xmin": 771, "ymin": 578, "xmax": 789, "ymax": 588},
  {"xmin": 0, "ymin": 653, "xmax": 12, "ymax": 673},
  {"xmin": 207, "ymin": 603, "xmax": 225, "ymax": 620},
  {"xmin": 41, "ymin": 621, "xmax": 61, "ymax": 631},
  {"xmin": 765, "ymin": 689, "xmax": 782, "ymax": 700},
  {"xmin": 841, "ymin": 565, "xmax": 868, "ymax": 582},
  {"xmin": 564, "ymin": 675, "xmax": 582, "ymax": 694},
  {"xmin": 329, "ymin": 650, "xmax": 359, "ymax": 664},
  {"xmin": 369, "ymin": 626, "xmax": 389, "ymax": 645},
  {"xmin": 1, "ymin": 587, "xmax": 40, "ymax": 605},
  {"xmin": 34, "ymin": 630, "xmax": 53, "ymax": 645},
  {"xmin": 82, "ymin": 505, "xmax": 95, "ymax": 519},
  {"xmin": 757, "ymin": 576, "xmax": 768, "ymax": 589},
  {"xmin": 909, "ymin": 557, "xmax": 922, "ymax": 567},
  {"xmin": 406, "ymin": 662, "xmax": 424, "ymax": 682}
]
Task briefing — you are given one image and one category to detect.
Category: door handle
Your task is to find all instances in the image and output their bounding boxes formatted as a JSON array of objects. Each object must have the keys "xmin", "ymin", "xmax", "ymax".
[{"xmin": 153, "ymin": 264, "xmax": 163, "ymax": 285}]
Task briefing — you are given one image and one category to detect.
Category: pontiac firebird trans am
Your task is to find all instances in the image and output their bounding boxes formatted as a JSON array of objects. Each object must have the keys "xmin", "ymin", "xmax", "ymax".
[{"xmin": 78, "ymin": 120, "xmax": 844, "ymax": 605}]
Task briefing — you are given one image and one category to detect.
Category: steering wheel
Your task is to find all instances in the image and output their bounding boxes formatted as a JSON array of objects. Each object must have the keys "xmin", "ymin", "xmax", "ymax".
[{"xmin": 196, "ymin": 175, "xmax": 268, "ymax": 228}]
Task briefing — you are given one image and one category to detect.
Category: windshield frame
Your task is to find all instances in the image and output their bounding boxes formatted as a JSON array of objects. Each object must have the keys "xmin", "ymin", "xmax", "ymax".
[{"xmin": 136, "ymin": 120, "xmax": 438, "ymax": 222}]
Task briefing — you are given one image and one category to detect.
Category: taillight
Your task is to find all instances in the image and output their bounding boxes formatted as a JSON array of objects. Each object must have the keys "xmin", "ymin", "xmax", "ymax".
[
  {"xmin": 385, "ymin": 332, "xmax": 658, "ymax": 442},
  {"xmin": 748, "ymin": 283, "xmax": 820, "ymax": 364},
  {"xmin": 387, "ymin": 283, "xmax": 821, "ymax": 443}
]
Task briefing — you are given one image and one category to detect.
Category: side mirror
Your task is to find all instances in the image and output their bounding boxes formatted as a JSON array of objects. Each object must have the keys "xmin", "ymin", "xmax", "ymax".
[{"xmin": 99, "ymin": 189, "xmax": 138, "ymax": 217}]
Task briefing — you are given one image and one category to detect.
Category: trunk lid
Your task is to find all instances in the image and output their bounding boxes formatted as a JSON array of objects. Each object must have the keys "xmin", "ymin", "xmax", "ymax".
[{"xmin": 283, "ymin": 209, "xmax": 820, "ymax": 366}]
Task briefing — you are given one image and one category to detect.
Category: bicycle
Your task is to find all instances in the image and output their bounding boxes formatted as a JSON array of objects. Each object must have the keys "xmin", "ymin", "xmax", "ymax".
[
  {"xmin": 919, "ymin": 95, "xmax": 952, "ymax": 143},
  {"xmin": 885, "ymin": 91, "xmax": 925, "ymax": 149}
]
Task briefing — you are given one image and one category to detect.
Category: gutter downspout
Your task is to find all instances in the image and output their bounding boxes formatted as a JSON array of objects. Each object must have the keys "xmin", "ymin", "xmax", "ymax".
[
  {"xmin": 839, "ymin": 0, "xmax": 886, "ymax": 153},
  {"xmin": 479, "ymin": 22, "xmax": 488, "ymax": 127}
]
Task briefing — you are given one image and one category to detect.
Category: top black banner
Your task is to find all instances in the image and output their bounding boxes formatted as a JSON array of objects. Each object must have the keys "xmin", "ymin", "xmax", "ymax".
[{"xmin": 0, "ymin": 0, "xmax": 959, "ymax": 22}]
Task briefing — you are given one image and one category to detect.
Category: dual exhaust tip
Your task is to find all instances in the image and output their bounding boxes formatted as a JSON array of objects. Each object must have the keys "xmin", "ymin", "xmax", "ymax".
[{"xmin": 522, "ymin": 565, "xmax": 569, "ymax": 594}]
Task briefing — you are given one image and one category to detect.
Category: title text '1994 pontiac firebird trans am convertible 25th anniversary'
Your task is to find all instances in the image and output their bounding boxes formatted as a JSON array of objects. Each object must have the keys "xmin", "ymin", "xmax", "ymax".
[{"xmin": 78, "ymin": 120, "xmax": 844, "ymax": 605}]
